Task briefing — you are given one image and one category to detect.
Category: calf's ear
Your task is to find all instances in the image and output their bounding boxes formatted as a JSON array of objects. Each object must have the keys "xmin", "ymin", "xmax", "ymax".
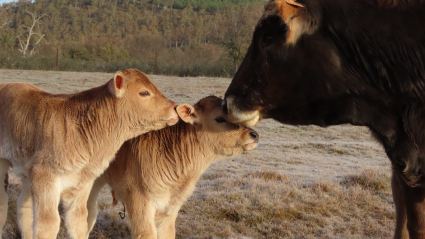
[
  {"xmin": 269, "ymin": 0, "xmax": 319, "ymax": 44},
  {"xmin": 176, "ymin": 104, "xmax": 199, "ymax": 125},
  {"xmin": 108, "ymin": 71, "xmax": 127, "ymax": 98}
]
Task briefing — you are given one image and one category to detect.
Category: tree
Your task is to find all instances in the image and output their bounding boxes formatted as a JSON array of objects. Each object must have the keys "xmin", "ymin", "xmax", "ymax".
[
  {"xmin": 0, "ymin": 21, "xmax": 11, "ymax": 30},
  {"xmin": 220, "ymin": 3, "xmax": 262, "ymax": 72},
  {"xmin": 0, "ymin": 7, "xmax": 11, "ymax": 30},
  {"xmin": 16, "ymin": 10, "xmax": 49, "ymax": 57},
  {"xmin": 0, "ymin": 0, "xmax": 261, "ymax": 76}
]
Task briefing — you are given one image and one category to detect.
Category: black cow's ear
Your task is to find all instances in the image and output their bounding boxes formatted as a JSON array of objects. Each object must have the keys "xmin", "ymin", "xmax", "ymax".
[{"xmin": 267, "ymin": 0, "xmax": 319, "ymax": 45}]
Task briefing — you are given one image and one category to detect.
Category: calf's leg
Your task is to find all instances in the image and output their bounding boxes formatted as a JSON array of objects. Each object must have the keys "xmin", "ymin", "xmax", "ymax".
[
  {"xmin": 126, "ymin": 192, "xmax": 157, "ymax": 239},
  {"xmin": 31, "ymin": 170, "xmax": 61, "ymax": 239},
  {"xmin": 156, "ymin": 209, "xmax": 179, "ymax": 239},
  {"xmin": 18, "ymin": 177, "xmax": 34, "ymax": 239},
  {"xmin": 86, "ymin": 178, "xmax": 106, "ymax": 236},
  {"xmin": 62, "ymin": 181, "xmax": 94, "ymax": 239}
]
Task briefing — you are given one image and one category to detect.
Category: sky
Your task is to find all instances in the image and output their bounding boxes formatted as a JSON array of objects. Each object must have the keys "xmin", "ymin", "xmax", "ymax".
[{"xmin": 0, "ymin": 0, "xmax": 12, "ymax": 4}]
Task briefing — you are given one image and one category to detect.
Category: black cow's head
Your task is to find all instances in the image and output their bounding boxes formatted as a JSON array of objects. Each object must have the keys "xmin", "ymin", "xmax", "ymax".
[{"xmin": 224, "ymin": 0, "xmax": 366, "ymax": 127}]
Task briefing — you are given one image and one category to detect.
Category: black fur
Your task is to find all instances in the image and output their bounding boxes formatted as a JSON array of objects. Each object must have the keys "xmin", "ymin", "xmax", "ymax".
[
  {"xmin": 225, "ymin": 2, "xmax": 425, "ymax": 235},
  {"xmin": 225, "ymin": 0, "xmax": 425, "ymax": 186},
  {"xmin": 4, "ymin": 173, "xmax": 8, "ymax": 192}
]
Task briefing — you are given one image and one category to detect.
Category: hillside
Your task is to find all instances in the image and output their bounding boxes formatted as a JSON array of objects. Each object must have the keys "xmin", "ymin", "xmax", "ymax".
[{"xmin": 0, "ymin": 0, "xmax": 264, "ymax": 76}]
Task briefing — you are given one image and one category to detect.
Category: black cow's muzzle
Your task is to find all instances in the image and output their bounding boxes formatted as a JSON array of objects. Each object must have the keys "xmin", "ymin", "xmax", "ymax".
[{"xmin": 222, "ymin": 99, "xmax": 228, "ymax": 115}]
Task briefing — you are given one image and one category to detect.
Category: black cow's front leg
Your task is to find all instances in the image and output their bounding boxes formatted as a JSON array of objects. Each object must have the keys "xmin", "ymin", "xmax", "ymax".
[
  {"xmin": 392, "ymin": 171, "xmax": 409, "ymax": 239},
  {"xmin": 396, "ymin": 171, "xmax": 425, "ymax": 239}
]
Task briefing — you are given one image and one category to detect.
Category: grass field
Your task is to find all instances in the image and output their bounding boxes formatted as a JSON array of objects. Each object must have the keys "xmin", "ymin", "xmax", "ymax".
[{"xmin": 0, "ymin": 69, "xmax": 394, "ymax": 239}]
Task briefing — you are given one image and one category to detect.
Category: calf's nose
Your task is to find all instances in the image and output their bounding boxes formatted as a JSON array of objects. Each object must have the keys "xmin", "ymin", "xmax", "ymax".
[
  {"xmin": 250, "ymin": 131, "xmax": 259, "ymax": 141},
  {"xmin": 166, "ymin": 102, "xmax": 179, "ymax": 126},
  {"xmin": 172, "ymin": 103, "xmax": 178, "ymax": 111}
]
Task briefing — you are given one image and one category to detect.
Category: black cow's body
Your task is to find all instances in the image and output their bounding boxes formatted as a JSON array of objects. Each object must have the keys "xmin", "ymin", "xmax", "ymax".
[{"xmin": 224, "ymin": 0, "xmax": 425, "ymax": 238}]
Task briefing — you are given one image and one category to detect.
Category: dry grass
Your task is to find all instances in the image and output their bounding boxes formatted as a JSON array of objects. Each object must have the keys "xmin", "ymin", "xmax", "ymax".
[
  {"xmin": 3, "ymin": 184, "xmax": 21, "ymax": 239},
  {"xmin": 247, "ymin": 171, "xmax": 289, "ymax": 181},
  {"xmin": 4, "ymin": 169, "xmax": 393, "ymax": 239},
  {"xmin": 0, "ymin": 70, "xmax": 395, "ymax": 238},
  {"xmin": 175, "ymin": 169, "xmax": 393, "ymax": 239}
]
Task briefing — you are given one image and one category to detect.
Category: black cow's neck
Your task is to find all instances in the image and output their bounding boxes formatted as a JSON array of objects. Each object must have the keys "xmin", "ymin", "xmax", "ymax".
[
  {"xmin": 271, "ymin": 90, "xmax": 398, "ymax": 135},
  {"xmin": 320, "ymin": 0, "xmax": 425, "ymax": 101},
  {"xmin": 302, "ymin": 0, "xmax": 425, "ymax": 186}
]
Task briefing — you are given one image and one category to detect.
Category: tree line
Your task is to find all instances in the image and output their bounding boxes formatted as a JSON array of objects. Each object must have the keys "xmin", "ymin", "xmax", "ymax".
[{"xmin": 0, "ymin": 0, "xmax": 264, "ymax": 77}]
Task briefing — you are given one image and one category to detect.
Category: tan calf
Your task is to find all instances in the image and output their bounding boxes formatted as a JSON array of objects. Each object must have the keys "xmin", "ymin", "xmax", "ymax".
[
  {"xmin": 0, "ymin": 69, "xmax": 178, "ymax": 239},
  {"xmin": 87, "ymin": 96, "xmax": 259, "ymax": 239}
]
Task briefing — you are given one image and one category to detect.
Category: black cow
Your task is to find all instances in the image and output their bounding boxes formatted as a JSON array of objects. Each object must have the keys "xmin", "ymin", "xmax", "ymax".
[{"xmin": 223, "ymin": 0, "xmax": 425, "ymax": 238}]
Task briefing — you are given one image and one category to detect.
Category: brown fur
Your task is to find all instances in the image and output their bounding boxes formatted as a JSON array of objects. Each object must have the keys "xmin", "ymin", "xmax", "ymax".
[
  {"xmin": 0, "ymin": 69, "xmax": 178, "ymax": 239},
  {"xmin": 264, "ymin": 0, "xmax": 422, "ymax": 46},
  {"xmin": 263, "ymin": 0, "xmax": 319, "ymax": 44},
  {"xmin": 87, "ymin": 96, "xmax": 259, "ymax": 239}
]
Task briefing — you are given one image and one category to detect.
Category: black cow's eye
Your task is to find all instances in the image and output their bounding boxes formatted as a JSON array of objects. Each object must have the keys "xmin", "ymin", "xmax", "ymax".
[
  {"xmin": 215, "ymin": 116, "xmax": 226, "ymax": 123},
  {"xmin": 139, "ymin": 91, "xmax": 150, "ymax": 97},
  {"xmin": 262, "ymin": 34, "xmax": 275, "ymax": 46}
]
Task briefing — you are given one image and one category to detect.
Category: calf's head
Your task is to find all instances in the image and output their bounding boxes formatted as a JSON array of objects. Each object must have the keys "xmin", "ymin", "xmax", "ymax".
[
  {"xmin": 177, "ymin": 96, "xmax": 259, "ymax": 157},
  {"xmin": 224, "ymin": 0, "xmax": 349, "ymax": 127},
  {"xmin": 109, "ymin": 69, "xmax": 178, "ymax": 136}
]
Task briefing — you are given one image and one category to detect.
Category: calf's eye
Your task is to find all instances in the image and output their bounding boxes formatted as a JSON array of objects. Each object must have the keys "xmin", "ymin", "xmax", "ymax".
[
  {"xmin": 139, "ymin": 91, "xmax": 150, "ymax": 97},
  {"xmin": 215, "ymin": 116, "xmax": 226, "ymax": 123}
]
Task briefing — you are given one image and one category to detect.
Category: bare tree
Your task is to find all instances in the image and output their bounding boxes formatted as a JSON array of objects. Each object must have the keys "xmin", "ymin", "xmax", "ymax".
[
  {"xmin": 0, "ymin": 8, "xmax": 11, "ymax": 30},
  {"xmin": 16, "ymin": 10, "xmax": 49, "ymax": 58},
  {"xmin": 220, "ymin": 5, "xmax": 260, "ymax": 73},
  {"xmin": 0, "ymin": 20, "xmax": 11, "ymax": 30}
]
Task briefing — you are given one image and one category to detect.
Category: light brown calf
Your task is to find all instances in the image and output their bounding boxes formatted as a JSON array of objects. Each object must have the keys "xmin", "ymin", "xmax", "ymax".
[
  {"xmin": 0, "ymin": 69, "xmax": 178, "ymax": 239},
  {"xmin": 87, "ymin": 96, "xmax": 259, "ymax": 239}
]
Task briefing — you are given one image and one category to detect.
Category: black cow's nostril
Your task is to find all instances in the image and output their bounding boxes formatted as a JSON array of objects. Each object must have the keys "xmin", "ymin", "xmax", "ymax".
[
  {"xmin": 222, "ymin": 100, "xmax": 228, "ymax": 115},
  {"xmin": 250, "ymin": 131, "xmax": 259, "ymax": 140}
]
